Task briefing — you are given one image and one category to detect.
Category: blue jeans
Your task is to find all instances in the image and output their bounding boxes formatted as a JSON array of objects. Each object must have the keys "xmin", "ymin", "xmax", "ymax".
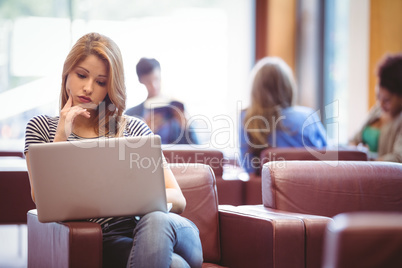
[{"xmin": 102, "ymin": 211, "xmax": 203, "ymax": 268}]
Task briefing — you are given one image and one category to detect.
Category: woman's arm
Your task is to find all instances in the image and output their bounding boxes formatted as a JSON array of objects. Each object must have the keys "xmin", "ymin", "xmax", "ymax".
[
  {"xmin": 24, "ymin": 115, "xmax": 50, "ymax": 204},
  {"xmin": 377, "ymin": 128, "xmax": 402, "ymax": 162},
  {"xmin": 25, "ymin": 152, "xmax": 36, "ymax": 203},
  {"xmin": 163, "ymin": 166, "xmax": 186, "ymax": 214}
]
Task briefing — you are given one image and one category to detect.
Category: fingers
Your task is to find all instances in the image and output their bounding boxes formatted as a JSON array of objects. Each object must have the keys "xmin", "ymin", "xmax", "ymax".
[
  {"xmin": 55, "ymin": 94, "xmax": 93, "ymax": 142},
  {"xmin": 65, "ymin": 106, "xmax": 90, "ymax": 123},
  {"xmin": 67, "ymin": 95, "xmax": 72, "ymax": 106},
  {"xmin": 60, "ymin": 95, "xmax": 73, "ymax": 116},
  {"xmin": 61, "ymin": 95, "xmax": 90, "ymax": 119},
  {"xmin": 76, "ymin": 107, "xmax": 90, "ymax": 119},
  {"xmin": 55, "ymin": 106, "xmax": 91, "ymax": 142},
  {"xmin": 65, "ymin": 94, "xmax": 73, "ymax": 107}
]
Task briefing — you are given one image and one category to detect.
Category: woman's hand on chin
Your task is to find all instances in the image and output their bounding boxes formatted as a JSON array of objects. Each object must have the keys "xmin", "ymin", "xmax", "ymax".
[{"xmin": 54, "ymin": 95, "xmax": 91, "ymax": 142}]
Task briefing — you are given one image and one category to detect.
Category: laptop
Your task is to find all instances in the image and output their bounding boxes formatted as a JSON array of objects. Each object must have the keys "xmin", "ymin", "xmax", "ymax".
[{"xmin": 28, "ymin": 135, "xmax": 168, "ymax": 223}]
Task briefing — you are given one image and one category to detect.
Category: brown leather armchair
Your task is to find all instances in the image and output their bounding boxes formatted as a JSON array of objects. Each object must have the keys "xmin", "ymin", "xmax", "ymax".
[
  {"xmin": 245, "ymin": 147, "xmax": 369, "ymax": 205},
  {"xmin": 236, "ymin": 161, "xmax": 402, "ymax": 268},
  {"xmin": 27, "ymin": 163, "xmax": 298, "ymax": 268},
  {"xmin": 322, "ymin": 212, "xmax": 402, "ymax": 268},
  {"xmin": 162, "ymin": 145, "xmax": 245, "ymax": 205}
]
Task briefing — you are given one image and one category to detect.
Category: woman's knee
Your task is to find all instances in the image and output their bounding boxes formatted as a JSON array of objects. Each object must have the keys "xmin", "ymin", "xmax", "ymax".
[
  {"xmin": 140, "ymin": 211, "xmax": 170, "ymax": 226},
  {"xmin": 170, "ymin": 253, "xmax": 190, "ymax": 268},
  {"xmin": 135, "ymin": 211, "xmax": 172, "ymax": 237}
]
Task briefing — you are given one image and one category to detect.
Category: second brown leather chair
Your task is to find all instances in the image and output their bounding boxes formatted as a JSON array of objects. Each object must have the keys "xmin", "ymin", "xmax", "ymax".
[
  {"xmin": 322, "ymin": 212, "xmax": 402, "ymax": 268},
  {"xmin": 237, "ymin": 161, "xmax": 402, "ymax": 268}
]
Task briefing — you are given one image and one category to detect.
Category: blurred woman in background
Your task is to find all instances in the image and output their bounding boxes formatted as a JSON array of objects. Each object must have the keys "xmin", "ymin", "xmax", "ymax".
[
  {"xmin": 350, "ymin": 53, "xmax": 402, "ymax": 162},
  {"xmin": 239, "ymin": 57, "xmax": 327, "ymax": 175}
]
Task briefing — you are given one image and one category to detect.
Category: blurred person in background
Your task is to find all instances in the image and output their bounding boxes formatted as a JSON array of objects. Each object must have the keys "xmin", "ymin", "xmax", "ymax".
[
  {"xmin": 350, "ymin": 53, "xmax": 402, "ymax": 162},
  {"xmin": 126, "ymin": 57, "xmax": 198, "ymax": 144},
  {"xmin": 239, "ymin": 57, "xmax": 327, "ymax": 176}
]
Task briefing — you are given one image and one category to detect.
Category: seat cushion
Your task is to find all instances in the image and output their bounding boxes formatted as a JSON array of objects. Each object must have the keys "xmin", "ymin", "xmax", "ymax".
[{"xmin": 260, "ymin": 148, "xmax": 368, "ymax": 164}]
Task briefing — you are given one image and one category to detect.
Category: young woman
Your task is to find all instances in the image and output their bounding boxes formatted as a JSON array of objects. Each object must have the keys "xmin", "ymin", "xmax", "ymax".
[
  {"xmin": 350, "ymin": 53, "xmax": 402, "ymax": 162},
  {"xmin": 239, "ymin": 57, "xmax": 327, "ymax": 175},
  {"xmin": 24, "ymin": 32, "xmax": 203, "ymax": 268}
]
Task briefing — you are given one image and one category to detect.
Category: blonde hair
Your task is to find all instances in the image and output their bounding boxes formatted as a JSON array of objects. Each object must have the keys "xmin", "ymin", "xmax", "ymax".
[
  {"xmin": 244, "ymin": 57, "xmax": 296, "ymax": 154},
  {"xmin": 60, "ymin": 32, "xmax": 127, "ymax": 136}
]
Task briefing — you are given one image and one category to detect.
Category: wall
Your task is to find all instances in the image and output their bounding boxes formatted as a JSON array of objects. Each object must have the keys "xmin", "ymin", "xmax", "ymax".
[
  {"xmin": 255, "ymin": 0, "xmax": 297, "ymax": 72},
  {"xmin": 369, "ymin": 0, "xmax": 402, "ymax": 108},
  {"xmin": 347, "ymin": 0, "xmax": 370, "ymax": 140}
]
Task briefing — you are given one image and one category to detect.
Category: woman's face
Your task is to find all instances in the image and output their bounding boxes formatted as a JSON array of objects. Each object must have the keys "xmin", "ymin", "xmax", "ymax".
[
  {"xmin": 377, "ymin": 86, "xmax": 402, "ymax": 118},
  {"xmin": 66, "ymin": 54, "xmax": 109, "ymax": 110}
]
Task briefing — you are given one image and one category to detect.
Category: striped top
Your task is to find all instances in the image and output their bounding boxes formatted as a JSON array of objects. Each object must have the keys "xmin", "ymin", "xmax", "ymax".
[{"xmin": 24, "ymin": 114, "xmax": 153, "ymax": 229}]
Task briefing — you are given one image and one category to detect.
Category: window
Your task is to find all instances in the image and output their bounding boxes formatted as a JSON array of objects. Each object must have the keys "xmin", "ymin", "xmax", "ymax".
[
  {"xmin": 323, "ymin": 0, "xmax": 369, "ymax": 145},
  {"xmin": 297, "ymin": 0, "xmax": 370, "ymax": 147},
  {"xmin": 0, "ymin": 0, "xmax": 254, "ymax": 153}
]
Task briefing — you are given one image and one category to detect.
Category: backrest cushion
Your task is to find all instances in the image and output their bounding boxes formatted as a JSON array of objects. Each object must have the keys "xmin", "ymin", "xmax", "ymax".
[
  {"xmin": 169, "ymin": 163, "xmax": 221, "ymax": 263},
  {"xmin": 163, "ymin": 145, "xmax": 224, "ymax": 177},
  {"xmin": 260, "ymin": 148, "xmax": 368, "ymax": 163},
  {"xmin": 262, "ymin": 161, "xmax": 402, "ymax": 217}
]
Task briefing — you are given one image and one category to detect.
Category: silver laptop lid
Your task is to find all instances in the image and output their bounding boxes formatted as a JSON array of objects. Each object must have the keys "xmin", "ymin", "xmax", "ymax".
[{"xmin": 29, "ymin": 135, "xmax": 167, "ymax": 223}]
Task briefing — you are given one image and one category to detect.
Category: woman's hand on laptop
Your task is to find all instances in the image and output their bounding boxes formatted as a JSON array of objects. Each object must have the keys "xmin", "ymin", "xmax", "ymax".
[{"xmin": 54, "ymin": 96, "xmax": 90, "ymax": 142}]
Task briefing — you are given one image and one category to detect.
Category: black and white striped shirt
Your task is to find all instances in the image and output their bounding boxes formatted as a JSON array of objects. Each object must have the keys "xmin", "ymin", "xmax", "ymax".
[{"xmin": 24, "ymin": 114, "xmax": 153, "ymax": 229}]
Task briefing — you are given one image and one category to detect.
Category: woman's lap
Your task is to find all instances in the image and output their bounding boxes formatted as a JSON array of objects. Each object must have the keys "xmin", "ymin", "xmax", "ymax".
[{"xmin": 102, "ymin": 212, "xmax": 202, "ymax": 268}]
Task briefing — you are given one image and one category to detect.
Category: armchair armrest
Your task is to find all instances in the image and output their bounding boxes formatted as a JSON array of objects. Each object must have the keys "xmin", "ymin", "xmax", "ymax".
[
  {"xmin": 27, "ymin": 209, "xmax": 103, "ymax": 268},
  {"xmin": 235, "ymin": 205, "xmax": 332, "ymax": 268},
  {"xmin": 218, "ymin": 205, "xmax": 306, "ymax": 268}
]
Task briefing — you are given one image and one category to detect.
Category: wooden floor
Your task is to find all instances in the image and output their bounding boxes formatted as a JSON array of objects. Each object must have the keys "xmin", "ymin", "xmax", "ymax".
[{"xmin": 0, "ymin": 225, "xmax": 27, "ymax": 268}]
